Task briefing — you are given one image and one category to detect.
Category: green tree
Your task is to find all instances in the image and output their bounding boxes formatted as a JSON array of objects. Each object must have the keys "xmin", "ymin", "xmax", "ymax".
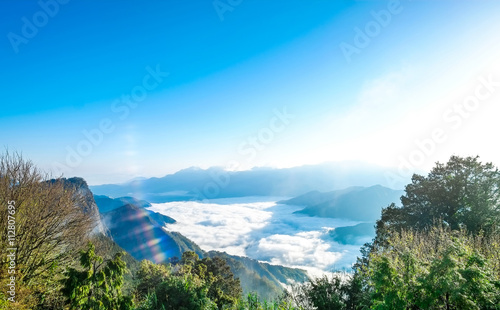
[
  {"xmin": 177, "ymin": 252, "xmax": 242, "ymax": 309},
  {"xmin": 154, "ymin": 273, "xmax": 216, "ymax": 310},
  {"xmin": 135, "ymin": 260, "xmax": 171, "ymax": 297},
  {"xmin": 283, "ymin": 273, "xmax": 370, "ymax": 310},
  {"xmin": 135, "ymin": 252, "xmax": 242, "ymax": 309},
  {"xmin": 200, "ymin": 256, "xmax": 242, "ymax": 308},
  {"xmin": 369, "ymin": 253, "xmax": 421, "ymax": 310},
  {"xmin": 419, "ymin": 237, "xmax": 500, "ymax": 309},
  {"xmin": 61, "ymin": 242, "xmax": 133, "ymax": 310},
  {"xmin": 305, "ymin": 275, "xmax": 348, "ymax": 310},
  {"xmin": 378, "ymin": 156, "xmax": 500, "ymax": 237}
]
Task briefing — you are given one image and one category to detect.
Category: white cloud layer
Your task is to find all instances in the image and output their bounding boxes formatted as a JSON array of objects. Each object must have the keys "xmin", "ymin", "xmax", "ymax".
[{"xmin": 148, "ymin": 197, "xmax": 363, "ymax": 277}]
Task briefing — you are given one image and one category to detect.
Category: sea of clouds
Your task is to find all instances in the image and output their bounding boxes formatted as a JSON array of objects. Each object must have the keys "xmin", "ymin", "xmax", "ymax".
[{"xmin": 148, "ymin": 197, "xmax": 365, "ymax": 277}]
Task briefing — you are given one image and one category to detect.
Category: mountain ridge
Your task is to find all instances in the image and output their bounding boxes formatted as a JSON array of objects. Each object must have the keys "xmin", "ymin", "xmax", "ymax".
[
  {"xmin": 281, "ymin": 185, "xmax": 403, "ymax": 222},
  {"xmin": 90, "ymin": 162, "xmax": 406, "ymax": 202}
]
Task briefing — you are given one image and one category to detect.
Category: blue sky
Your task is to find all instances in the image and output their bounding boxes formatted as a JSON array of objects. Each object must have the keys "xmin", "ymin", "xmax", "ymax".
[{"xmin": 1, "ymin": 0, "xmax": 500, "ymax": 185}]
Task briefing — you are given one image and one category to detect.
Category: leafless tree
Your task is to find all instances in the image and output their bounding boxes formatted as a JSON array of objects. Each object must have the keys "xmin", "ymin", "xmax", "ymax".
[{"xmin": 0, "ymin": 151, "xmax": 93, "ymax": 285}]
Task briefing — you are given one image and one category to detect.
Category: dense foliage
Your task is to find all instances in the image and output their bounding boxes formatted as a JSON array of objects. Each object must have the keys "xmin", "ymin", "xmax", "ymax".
[
  {"xmin": 365, "ymin": 227, "xmax": 500, "ymax": 309},
  {"xmin": 61, "ymin": 243, "xmax": 133, "ymax": 310},
  {"xmin": 0, "ymin": 152, "xmax": 94, "ymax": 309},
  {"xmin": 2, "ymin": 153, "xmax": 500, "ymax": 309},
  {"xmin": 377, "ymin": 156, "xmax": 500, "ymax": 236},
  {"xmin": 134, "ymin": 251, "xmax": 242, "ymax": 309},
  {"xmin": 307, "ymin": 156, "xmax": 500, "ymax": 310}
]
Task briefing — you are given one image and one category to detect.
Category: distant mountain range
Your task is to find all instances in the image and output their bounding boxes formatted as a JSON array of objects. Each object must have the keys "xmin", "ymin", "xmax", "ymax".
[
  {"xmin": 280, "ymin": 185, "xmax": 403, "ymax": 222},
  {"xmin": 90, "ymin": 162, "xmax": 406, "ymax": 202}
]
